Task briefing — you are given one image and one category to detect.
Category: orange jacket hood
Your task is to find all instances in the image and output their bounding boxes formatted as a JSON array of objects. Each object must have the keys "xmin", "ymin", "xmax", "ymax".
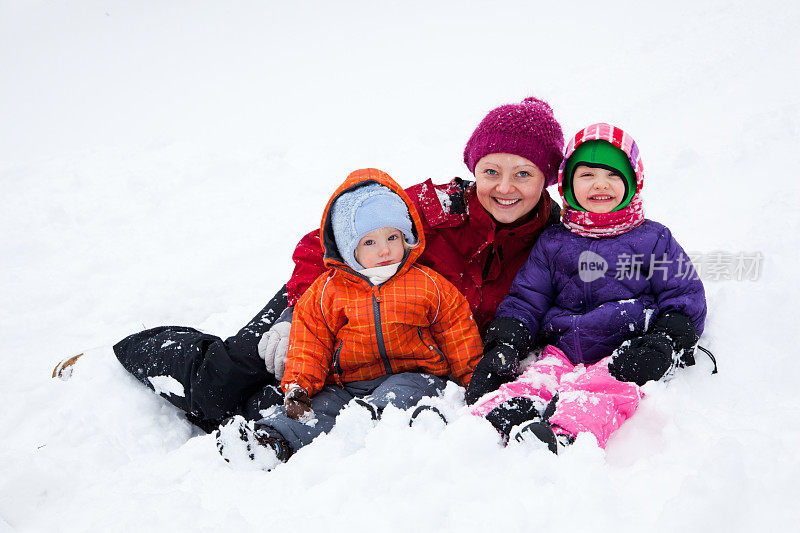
[{"xmin": 319, "ymin": 168, "xmax": 426, "ymax": 279}]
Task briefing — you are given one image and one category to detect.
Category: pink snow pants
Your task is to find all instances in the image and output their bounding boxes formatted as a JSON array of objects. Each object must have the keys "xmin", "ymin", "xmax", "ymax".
[{"xmin": 471, "ymin": 345, "xmax": 643, "ymax": 448}]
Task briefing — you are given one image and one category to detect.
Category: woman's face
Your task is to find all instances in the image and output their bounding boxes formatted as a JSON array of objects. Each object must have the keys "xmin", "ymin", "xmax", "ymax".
[{"xmin": 474, "ymin": 153, "xmax": 546, "ymax": 225}]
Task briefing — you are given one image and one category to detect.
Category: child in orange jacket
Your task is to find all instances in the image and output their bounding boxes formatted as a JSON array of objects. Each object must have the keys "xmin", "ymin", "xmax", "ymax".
[{"xmin": 216, "ymin": 168, "xmax": 483, "ymax": 470}]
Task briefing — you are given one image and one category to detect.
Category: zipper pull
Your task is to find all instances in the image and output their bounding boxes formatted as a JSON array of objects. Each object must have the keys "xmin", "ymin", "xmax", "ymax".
[{"xmin": 373, "ymin": 286, "xmax": 381, "ymax": 302}]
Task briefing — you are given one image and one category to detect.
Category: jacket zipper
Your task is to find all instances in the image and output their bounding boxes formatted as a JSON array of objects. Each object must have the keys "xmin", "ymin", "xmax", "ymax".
[
  {"xmin": 571, "ymin": 314, "xmax": 583, "ymax": 363},
  {"xmin": 332, "ymin": 340, "xmax": 343, "ymax": 375},
  {"xmin": 584, "ymin": 240, "xmax": 596, "ymax": 311},
  {"xmin": 576, "ymin": 241, "xmax": 599, "ymax": 365},
  {"xmin": 372, "ymin": 287, "xmax": 393, "ymax": 375},
  {"xmin": 327, "ymin": 264, "xmax": 401, "ymax": 376},
  {"xmin": 418, "ymin": 327, "xmax": 446, "ymax": 363}
]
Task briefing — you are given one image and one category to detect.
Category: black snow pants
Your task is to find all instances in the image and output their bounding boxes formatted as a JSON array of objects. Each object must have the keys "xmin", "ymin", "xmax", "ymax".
[{"xmin": 114, "ymin": 285, "xmax": 289, "ymax": 432}]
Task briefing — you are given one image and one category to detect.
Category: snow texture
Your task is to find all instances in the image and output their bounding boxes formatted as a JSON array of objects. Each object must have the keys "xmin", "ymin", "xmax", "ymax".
[
  {"xmin": 434, "ymin": 186, "xmax": 453, "ymax": 214},
  {"xmin": 2, "ymin": 1, "xmax": 800, "ymax": 531},
  {"xmin": 148, "ymin": 375, "xmax": 186, "ymax": 399}
]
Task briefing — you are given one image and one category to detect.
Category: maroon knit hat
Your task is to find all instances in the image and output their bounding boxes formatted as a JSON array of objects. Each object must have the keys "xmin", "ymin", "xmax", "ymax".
[{"xmin": 463, "ymin": 97, "xmax": 565, "ymax": 187}]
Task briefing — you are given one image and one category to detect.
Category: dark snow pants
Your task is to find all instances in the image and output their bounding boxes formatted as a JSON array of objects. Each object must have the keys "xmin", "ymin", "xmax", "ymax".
[
  {"xmin": 114, "ymin": 285, "xmax": 289, "ymax": 432},
  {"xmin": 258, "ymin": 373, "xmax": 447, "ymax": 452}
]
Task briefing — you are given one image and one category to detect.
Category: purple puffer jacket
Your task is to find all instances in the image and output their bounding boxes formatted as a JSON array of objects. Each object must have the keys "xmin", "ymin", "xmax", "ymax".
[{"xmin": 495, "ymin": 219, "xmax": 706, "ymax": 365}]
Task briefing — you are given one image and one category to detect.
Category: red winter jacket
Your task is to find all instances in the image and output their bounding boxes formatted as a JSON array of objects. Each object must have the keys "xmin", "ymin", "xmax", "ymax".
[{"xmin": 286, "ymin": 177, "xmax": 559, "ymax": 334}]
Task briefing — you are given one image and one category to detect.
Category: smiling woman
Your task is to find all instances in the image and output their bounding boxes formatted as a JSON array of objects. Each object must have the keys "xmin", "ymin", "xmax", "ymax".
[{"xmin": 474, "ymin": 153, "xmax": 547, "ymax": 225}]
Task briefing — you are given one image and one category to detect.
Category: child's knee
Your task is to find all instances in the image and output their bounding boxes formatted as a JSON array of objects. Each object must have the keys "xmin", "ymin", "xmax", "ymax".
[{"xmin": 367, "ymin": 372, "xmax": 445, "ymax": 409}]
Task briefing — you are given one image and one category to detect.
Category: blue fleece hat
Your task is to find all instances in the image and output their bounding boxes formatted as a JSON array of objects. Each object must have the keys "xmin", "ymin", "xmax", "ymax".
[{"xmin": 331, "ymin": 183, "xmax": 416, "ymax": 270}]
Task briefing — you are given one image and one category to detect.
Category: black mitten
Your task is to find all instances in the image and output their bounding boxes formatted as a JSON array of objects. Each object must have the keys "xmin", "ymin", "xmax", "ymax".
[
  {"xmin": 466, "ymin": 317, "xmax": 533, "ymax": 405},
  {"xmin": 649, "ymin": 312, "xmax": 699, "ymax": 367},
  {"xmin": 464, "ymin": 356, "xmax": 506, "ymax": 405},
  {"xmin": 482, "ymin": 317, "xmax": 533, "ymax": 376},
  {"xmin": 608, "ymin": 312, "xmax": 699, "ymax": 386},
  {"xmin": 608, "ymin": 333, "xmax": 673, "ymax": 386},
  {"xmin": 484, "ymin": 344, "xmax": 520, "ymax": 376}
]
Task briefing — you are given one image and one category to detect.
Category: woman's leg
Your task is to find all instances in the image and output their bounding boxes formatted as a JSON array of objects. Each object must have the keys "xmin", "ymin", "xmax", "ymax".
[{"xmin": 114, "ymin": 284, "xmax": 288, "ymax": 427}]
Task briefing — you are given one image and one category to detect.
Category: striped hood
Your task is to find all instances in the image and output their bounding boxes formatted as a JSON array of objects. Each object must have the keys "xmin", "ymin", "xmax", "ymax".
[{"xmin": 557, "ymin": 123, "xmax": 645, "ymax": 238}]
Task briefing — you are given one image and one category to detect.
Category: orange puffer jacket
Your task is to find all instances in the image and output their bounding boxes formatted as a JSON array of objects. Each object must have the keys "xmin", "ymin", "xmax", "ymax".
[{"xmin": 282, "ymin": 168, "xmax": 483, "ymax": 397}]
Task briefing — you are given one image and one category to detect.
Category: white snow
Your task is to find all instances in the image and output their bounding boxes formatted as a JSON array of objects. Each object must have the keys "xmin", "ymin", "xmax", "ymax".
[
  {"xmin": 644, "ymin": 308, "xmax": 655, "ymax": 331},
  {"xmin": 434, "ymin": 186, "xmax": 453, "ymax": 213},
  {"xmin": 147, "ymin": 375, "xmax": 186, "ymax": 399},
  {"xmin": 2, "ymin": 1, "xmax": 800, "ymax": 531},
  {"xmin": 297, "ymin": 411, "xmax": 319, "ymax": 428}
]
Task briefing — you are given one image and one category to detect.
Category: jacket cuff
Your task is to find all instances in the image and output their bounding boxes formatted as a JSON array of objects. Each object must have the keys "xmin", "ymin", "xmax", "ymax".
[
  {"xmin": 276, "ymin": 305, "xmax": 294, "ymax": 325},
  {"xmin": 282, "ymin": 375, "xmax": 318, "ymax": 396}
]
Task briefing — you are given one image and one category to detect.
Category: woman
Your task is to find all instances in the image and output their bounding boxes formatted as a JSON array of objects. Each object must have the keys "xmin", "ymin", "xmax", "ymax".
[{"xmin": 113, "ymin": 97, "xmax": 565, "ymax": 430}]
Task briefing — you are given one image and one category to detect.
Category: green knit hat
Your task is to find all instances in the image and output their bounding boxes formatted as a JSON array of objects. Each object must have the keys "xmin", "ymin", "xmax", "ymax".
[{"xmin": 562, "ymin": 140, "xmax": 637, "ymax": 212}]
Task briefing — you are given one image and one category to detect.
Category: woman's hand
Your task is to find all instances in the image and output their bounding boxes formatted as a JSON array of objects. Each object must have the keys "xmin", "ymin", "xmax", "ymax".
[{"xmin": 258, "ymin": 321, "xmax": 291, "ymax": 379}]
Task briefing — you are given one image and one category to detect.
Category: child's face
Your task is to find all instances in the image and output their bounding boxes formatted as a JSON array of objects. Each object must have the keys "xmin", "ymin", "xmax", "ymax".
[
  {"xmin": 572, "ymin": 165, "xmax": 626, "ymax": 213},
  {"xmin": 354, "ymin": 227, "xmax": 405, "ymax": 269}
]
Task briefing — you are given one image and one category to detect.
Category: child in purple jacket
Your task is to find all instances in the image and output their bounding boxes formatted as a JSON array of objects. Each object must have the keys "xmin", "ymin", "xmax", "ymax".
[{"xmin": 466, "ymin": 123, "xmax": 707, "ymax": 453}]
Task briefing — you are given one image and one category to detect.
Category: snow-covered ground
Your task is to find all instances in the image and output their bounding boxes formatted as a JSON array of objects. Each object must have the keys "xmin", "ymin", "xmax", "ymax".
[{"xmin": 2, "ymin": 1, "xmax": 799, "ymax": 531}]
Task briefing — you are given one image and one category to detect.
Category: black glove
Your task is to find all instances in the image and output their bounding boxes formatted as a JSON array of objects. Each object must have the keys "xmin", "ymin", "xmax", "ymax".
[
  {"xmin": 608, "ymin": 312, "xmax": 699, "ymax": 386},
  {"xmin": 608, "ymin": 333, "xmax": 674, "ymax": 386},
  {"xmin": 483, "ymin": 343, "xmax": 520, "ymax": 376},
  {"xmin": 482, "ymin": 317, "xmax": 533, "ymax": 375},
  {"xmin": 464, "ymin": 356, "xmax": 506, "ymax": 405},
  {"xmin": 465, "ymin": 317, "xmax": 533, "ymax": 405},
  {"xmin": 649, "ymin": 312, "xmax": 699, "ymax": 367}
]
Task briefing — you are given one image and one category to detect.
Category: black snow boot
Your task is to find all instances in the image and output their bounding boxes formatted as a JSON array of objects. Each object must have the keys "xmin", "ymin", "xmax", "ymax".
[
  {"xmin": 512, "ymin": 420, "xmax": 575, "ymax": 454},
  {"xmin": 512, "ymin": 420, "xmax": 559, "ymax": 454},
  {"xmin": 485, "ymin": 396, "xmax": 543, "ymax": 437},
  {"xmin": 215, "ymin": 415, "xmax": 292, "ymax": 470}
]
